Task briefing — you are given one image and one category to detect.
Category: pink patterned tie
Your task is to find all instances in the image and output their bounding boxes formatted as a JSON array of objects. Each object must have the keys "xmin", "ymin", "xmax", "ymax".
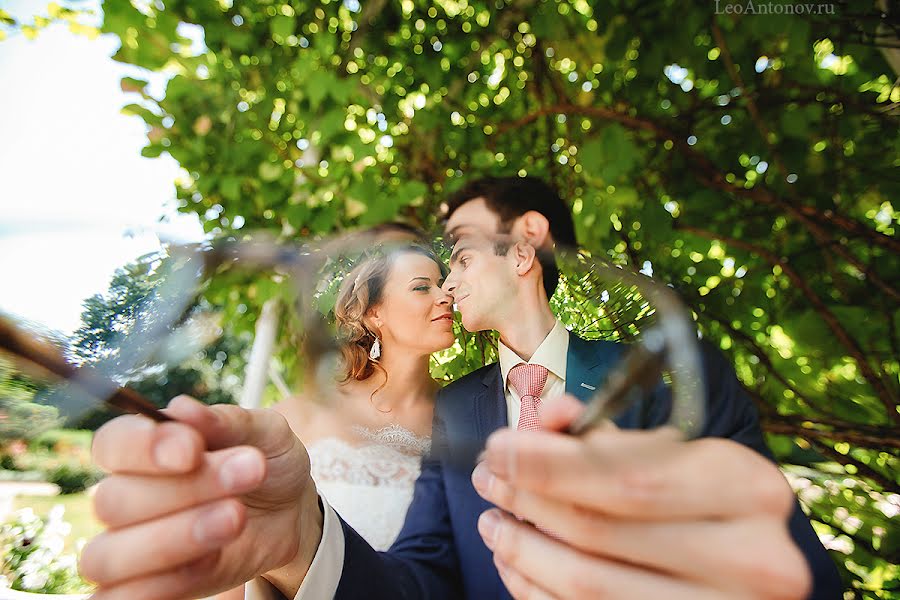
[
  {"xmin": 506, "ymin": 363, "xmax": 559, "ymax": 536},
  {"xmin": 507, "ymin": 363, "xmax": 549, "ymax": 431}
]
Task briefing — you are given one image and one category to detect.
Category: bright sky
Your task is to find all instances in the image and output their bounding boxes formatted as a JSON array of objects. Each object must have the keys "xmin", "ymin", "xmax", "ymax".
[{"xmin": 0, "ymin": 0, "xmax": 204, "ymax": 335}]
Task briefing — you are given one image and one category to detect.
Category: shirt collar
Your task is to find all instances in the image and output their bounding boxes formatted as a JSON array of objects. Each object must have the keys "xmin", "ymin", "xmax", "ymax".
[{"xmin": 499, "ymin": 320, "xmax": 570, "ymax": 386}]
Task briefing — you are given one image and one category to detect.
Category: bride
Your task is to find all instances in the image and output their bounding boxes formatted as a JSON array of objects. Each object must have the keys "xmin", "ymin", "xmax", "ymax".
[{"xmin": 217, "ymin": 237, "xmax": 455, "ymax": 599}]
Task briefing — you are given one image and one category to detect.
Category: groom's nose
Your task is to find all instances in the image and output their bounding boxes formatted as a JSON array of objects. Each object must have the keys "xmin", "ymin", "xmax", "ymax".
[
  {"xmin": 434, "ymin": 290, "xmax": 451, "ymax": 306},
  {"xmin": 441, "ymin": 273, "xmax": 457, "ymax": 295}
]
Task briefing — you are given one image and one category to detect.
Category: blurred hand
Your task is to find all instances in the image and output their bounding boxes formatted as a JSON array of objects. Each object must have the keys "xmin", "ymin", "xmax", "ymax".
[
  {"xmin": 471, "ymin": 395, "xmax": 811, "ymax": 600},
  {"xmin": 81, "ymin": 395, "xmax": 322, "ymax": 600}
]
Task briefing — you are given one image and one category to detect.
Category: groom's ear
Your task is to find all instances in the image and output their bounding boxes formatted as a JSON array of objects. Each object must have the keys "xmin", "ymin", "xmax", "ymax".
[
  {"xmin": 513, "ymin": 211, "xmax": 552, "ymax": 249},
  {"xmin": 512, "ymin": 242, "xmax": 537, "ymax": 277}
]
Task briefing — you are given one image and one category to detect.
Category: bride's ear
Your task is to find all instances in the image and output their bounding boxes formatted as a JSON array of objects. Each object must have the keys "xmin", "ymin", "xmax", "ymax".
[{"xmin": 364, "ymin": 307, "xmax": 384, "ymax": 333}]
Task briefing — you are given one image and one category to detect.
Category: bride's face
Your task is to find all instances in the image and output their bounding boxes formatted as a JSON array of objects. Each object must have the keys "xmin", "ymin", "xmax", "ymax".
[{"xmin": 371, "ymin": 252, "xmax": 455, "ymax": 357}]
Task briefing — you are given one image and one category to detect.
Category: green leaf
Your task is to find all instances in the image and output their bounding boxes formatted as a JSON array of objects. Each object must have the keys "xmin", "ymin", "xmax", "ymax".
[
  {"xmin": 317, "ymin": 108, "xmax": 346, "ymax": 141},
  {"xmin": 121, "ymin": 77, "xmax": 149, "ymax": 94},
  {"xmin": 347, "ymin": 174, "xmax": 377, "ymax": 211},
  {"xmin": 270, "ymin": 15, "xmax": 295, "ymax": 41},
  {"xmin": 471, "ymin": 149, "xmax": 495, "ymax": 169},
  {"xmin": 781, "ymin": 111, "xmax": 809, "ymax": 139},
  {"xmin": 163, "ymin": 75, "xmax": 192, "ymax": 102},
  {"xmin": 258, "ymin": 161, "xmax": 283, "ymax": 182},
  {"xmin": 220, "ymin": 176, "xmax": 242, "ymax": 202},
  {"xmin": 329, "ymin": 78, "xmax": 354, "ymax": 104},
  {"xmin": 284, "ymin": 203, "xmax": 311, "ymax": 229},
  {"xmin": 141, "ymin": 145, "xmax": 164, "ymax": 158},
  {"xmin": 395, "ymin": 180, "xmax": 427, "ymax": 207},
  {"xmin": 310, "ymin": 203, "xmax": 338, "ymax": 232},
  {"xmin": 121, "ymin": 103, "xmax": 163, "ymax": 126},
  {"xmin": 530, "ymin": 8, "xmax": 566, "ymax": 40},
  {"xmin": 307, "ymin": 72, "xmax": 332, "ymax": 110},
  {"xmin": 579, "ymin": 124, "xmax": 640, "ymax": 183}
]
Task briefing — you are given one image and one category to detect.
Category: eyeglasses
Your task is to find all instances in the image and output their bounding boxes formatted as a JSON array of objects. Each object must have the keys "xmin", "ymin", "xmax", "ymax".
[
  {"xmin": 0, "ymin": 230, "xmax": 417, "ymax": 424},
  {"xmin": 1, "ymin": 229, "xmax": 706, "ymax": 451}
]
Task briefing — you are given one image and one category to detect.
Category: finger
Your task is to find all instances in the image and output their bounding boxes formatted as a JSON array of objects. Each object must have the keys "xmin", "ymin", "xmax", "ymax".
[
  {"xmin": 482, "ymin": 429, "xmax": 793, "ymax": 520},
  {"xmin": 90, "ymin": 552, "xmax": 223, "ymax": 600},
  {"xmin": 93, "ymin": 397, "xmax": 297, "ymax": 477},
  {"xmin": 494, "ymin": 556, "xmax": 558, "ymax": 600},
  {"xmin": 93, "ymin": 446, "xmax": 266, "ymax": 528},
  {"xmin": 165, "ymin": 395, "xmax": 296, "ymax": 458},
  {"xmin": 80, "ymin": 498, "xmax": 245, "ymax": 586},
  {"xmin": 540, "ymin": 393, "xmax": 619, "ymax": 433},
  {"xmin": 472, "ymin": 464, "xmax": 810, "ymax": 597},
  {"xmin": 539, "ymin": 394, "xmax": 585, "ymax": 431},
  {"xmin": 92, "ymin": 413, "xmax": 205, "ymax": 475},
  {"xmin": 478, "ymin": 509, "xmax": 726, "ymax": 600}
]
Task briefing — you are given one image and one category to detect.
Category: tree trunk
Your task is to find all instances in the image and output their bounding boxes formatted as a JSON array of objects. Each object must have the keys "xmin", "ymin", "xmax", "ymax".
[{"xmin": 239, "ymin": 299, "xmax": 280, "ymax": 409}]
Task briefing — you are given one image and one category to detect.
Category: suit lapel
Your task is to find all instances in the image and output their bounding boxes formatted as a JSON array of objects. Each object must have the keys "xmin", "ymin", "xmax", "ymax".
[
  {"xmin": 565, "ymin": 335, "xmax": 623, "ymax": 403},
  {"xmin": 470, "ymin": 365, "xmax": 511, "ymax": 599},
  {"xmin": 475, "ymin": 364, "xmax": 508, "ymax": 440}
]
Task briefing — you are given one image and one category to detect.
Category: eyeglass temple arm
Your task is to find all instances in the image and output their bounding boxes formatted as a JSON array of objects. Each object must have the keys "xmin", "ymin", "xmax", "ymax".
[{"xmin": 0, "ymin": 316, "xmax": 171, "ymax": 422}]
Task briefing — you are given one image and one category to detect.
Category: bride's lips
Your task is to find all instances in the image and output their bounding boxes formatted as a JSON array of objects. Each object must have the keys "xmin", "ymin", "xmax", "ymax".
[{"xmin": 431, "ymin": 313, "xmax": 453, "ymax": 322}]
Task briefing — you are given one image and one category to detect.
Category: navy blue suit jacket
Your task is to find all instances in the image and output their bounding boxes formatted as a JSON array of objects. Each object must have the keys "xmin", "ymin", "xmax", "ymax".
[{"xmin": 334, "ymin": 336, "xmax": 841, "ymax": 599}]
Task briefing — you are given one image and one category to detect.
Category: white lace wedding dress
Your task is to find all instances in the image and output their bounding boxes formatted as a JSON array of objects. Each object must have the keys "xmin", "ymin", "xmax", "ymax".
[{"xmin": 306, "ymin": 424, "xmax": 431, "ymax": 551}]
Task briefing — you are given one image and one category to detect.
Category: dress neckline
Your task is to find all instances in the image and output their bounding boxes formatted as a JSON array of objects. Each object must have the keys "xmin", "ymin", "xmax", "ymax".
[{"xmin": 349, "ymin": 423, "xmax": 432, "ymax": 456}]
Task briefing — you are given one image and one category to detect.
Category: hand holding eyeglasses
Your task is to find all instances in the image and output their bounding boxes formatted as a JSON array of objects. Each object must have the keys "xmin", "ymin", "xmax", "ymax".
[
  {"xmin": 81, "ymin": 395, "xmax": 323, "ymax": 600},
  {"xmin": 471, "ymin": 394, "xmax": 812, "ymax": 600}
]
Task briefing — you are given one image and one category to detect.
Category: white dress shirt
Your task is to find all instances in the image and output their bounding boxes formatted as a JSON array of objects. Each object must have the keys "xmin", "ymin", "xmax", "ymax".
[
  {"xmin": 249, "ymin": 321, "xmax": 571, "ymax": 600},
  {"xmin": 498, "ymin": 319, "xmax": 570, "ymax": 427}
]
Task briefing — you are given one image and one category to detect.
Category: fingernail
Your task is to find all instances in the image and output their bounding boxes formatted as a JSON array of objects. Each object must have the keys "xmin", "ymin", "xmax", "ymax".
[
  {"xmin": 154, "ymin": 432, "xmax": 193, "ymax": 471},
  {"xmin": 485, "ymin": 430, "xmax": 514, "ymax": 479},
  {"xmin": 478, "ymin": 510, "xmax": 500, "ymax": 547},
  {"xmin": 193, "ymin": 502, "xmax": 239, "ymax": 545},
  {"xmin": 471, "ymin": 462, "xmax": 494, "ymax": 496},
  {"xmin": 219, "ymin": 450, "xmax": 263, "ymax": 492}
]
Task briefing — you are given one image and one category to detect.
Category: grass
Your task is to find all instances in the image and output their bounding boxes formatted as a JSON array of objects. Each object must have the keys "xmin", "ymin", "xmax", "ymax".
[{"xmin": 12, "ymin": 491, "xmax": 102, "ymax": 552}]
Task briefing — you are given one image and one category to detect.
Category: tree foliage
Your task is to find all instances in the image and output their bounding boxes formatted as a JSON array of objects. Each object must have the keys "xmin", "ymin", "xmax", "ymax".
[
  {"xmin": 5, "ymin": 0, "xmax": 900, "ymax": 594},
  {"xmin": 68, "ymin": 253, "xmax": 247, "ymax": 430},
  {"xmin": 0, "ymin": 358, "xmax": 60, "ymax": 449}
]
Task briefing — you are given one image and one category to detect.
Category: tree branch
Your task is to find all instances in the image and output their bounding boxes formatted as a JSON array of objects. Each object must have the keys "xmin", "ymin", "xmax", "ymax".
[
  {"xmin": 763, "ymin": 419, "xmax": 900, "ymax": 450},
  {"xmin": 808, "ymin": 441, "xmax": 899, "ymax": 493},
  {"xmin": 710, "ymin": 21, "xmax": 788, "ymax": 177},
  {"xmin": 493, "ymin": 104, "xmax": 900, "ymax": 256},
  {"xmin": 676, "ymin": 224, "xmax": 899, "ymax": 421}
]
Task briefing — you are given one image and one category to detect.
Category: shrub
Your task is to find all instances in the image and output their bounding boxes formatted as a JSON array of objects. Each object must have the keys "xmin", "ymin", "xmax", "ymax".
[
  {"xmin": 28, "ymin": 429, "xmax": 93, "ymax": 455},
  {"xmin": 0, "ymin": 398, "xmax": 60, "ymax": 448},
  {"xmin": 46, "ymin": 464, "xmax": 102, "ymax": 495},
  {"xmin": 0, "ymin": 454, "xmax": 18, "ymax": 471}
]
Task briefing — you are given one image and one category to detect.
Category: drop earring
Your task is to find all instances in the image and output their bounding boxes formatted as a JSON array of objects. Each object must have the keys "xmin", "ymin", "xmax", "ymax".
[{"xmin": 369, "ymin": 336, "xmax": 381, "ymax": 360}]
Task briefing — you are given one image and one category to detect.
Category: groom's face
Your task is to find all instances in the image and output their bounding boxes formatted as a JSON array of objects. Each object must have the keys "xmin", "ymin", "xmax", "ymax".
[{"xmin": 441, "ymin": 198, "xmax": 519, "ymax": 332}]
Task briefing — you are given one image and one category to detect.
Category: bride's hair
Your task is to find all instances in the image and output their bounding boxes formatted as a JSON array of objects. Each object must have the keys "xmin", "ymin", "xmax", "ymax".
[{"xmin": 334, "ymin": 237, "xmax": 445, "ymax": 383}]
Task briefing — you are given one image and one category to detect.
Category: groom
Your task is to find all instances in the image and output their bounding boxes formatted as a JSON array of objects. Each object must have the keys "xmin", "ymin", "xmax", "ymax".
[{"xmin": 81, "ymin": 176, "xmax": 841, "ymax": 599}]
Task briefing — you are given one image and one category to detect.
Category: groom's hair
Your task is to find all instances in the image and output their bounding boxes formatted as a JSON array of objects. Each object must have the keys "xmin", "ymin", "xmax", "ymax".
[{"xmin": 445, "ymin": 176, "xmax": 577, "ymax": 298}]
